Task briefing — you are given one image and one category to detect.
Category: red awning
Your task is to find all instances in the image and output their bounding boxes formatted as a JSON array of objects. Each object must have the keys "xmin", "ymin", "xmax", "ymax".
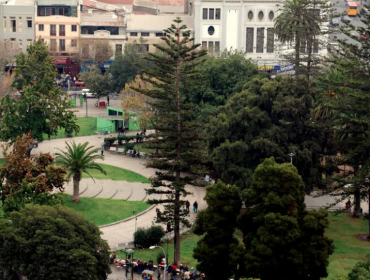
[{"xmin": 52, "ymin": 57, "xmax": 68, "ymax": 65}]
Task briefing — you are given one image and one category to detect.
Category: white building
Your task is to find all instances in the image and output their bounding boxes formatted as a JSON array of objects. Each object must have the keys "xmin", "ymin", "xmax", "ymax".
[{"xmin": 193, "ymin": 0, "xmax": 328, "ymax": 69}]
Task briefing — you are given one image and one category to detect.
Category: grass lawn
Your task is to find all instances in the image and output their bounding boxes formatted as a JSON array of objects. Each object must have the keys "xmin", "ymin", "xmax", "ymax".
[
  {"xmin": 82, "ymin": 163, "xmax": 150, "ymax": 183},
  {"xmin": 62, "ymin": 194, "xmax": 150, "ymax": 226},
  {"xmin": 326, "ymin": 212, "xmax": 370, "ymax": 279},
  {"xmin": 43, "ymin": 117, "xmax": 97, "ymax": 140},
  {"xmin": 116, "ymin": 231, "xmax": 200, "ymax": 267}
]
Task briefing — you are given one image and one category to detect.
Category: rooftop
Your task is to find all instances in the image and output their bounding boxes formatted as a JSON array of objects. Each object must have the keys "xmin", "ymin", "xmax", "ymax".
[{"xmin": 0, "ymin": 0, "xmax": 35, "ymax": 6}]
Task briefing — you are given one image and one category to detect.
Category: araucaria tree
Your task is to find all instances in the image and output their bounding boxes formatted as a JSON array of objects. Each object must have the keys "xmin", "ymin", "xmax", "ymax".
[
  {"xmin": 0, "ymin": 40, "xmax": 79, "ymax": 144},
  {"xmin": 134, "ymin": 17, "xmax": 207, "ymax": 265},
  {"xmin": 241, "ymin": 157, "xmax": 333, "ymax": 280}
]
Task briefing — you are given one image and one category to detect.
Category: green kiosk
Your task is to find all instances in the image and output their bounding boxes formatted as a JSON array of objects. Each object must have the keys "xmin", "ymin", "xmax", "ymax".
[{"xmin": 96, "ymin": 107, "xmax": 140, "ymax": 134}]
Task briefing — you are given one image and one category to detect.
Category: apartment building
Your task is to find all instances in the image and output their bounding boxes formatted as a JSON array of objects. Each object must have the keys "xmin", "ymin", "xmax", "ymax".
[
  {"xmin": 0, "ymin": 0, "xmax": 35, "ymax": 54},
  {"xmin": 80, "ymin": 0, "xmax": 126, "ymax": 59},
  {"xmin": 35, "ymin": 0, "xmax": 80, "ymax": 56},
  {"xmin": 126, "ymin": 14, "xmax": 194, "ymax": 53}
]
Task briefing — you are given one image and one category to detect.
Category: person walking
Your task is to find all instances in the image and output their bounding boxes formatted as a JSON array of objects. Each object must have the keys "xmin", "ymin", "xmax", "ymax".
[
  {"xmin": 185, "ymin": 200, "xmax": 190, "ymax": 213},
  {"xmin": 100, "ymin": 145, "xmax": 105, "ymax": 156},
  {"xmin": 193, "ymin": 201, "xmax": 198, "ymax": 213},
  {"xmin": 107, "ymin": 95, "xmax": 110, "ymax": 106}
]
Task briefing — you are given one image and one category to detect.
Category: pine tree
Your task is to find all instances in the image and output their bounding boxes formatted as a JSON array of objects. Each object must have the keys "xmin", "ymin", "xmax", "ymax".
[{"xmin": 133, "ymin": 17, "xmax": 207, "ymax": 265}]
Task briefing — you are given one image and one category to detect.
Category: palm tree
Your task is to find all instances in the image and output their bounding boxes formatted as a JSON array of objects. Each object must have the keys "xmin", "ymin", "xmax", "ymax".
[
  {"xmin": 55, "ymin": 141, "xmax": 106, "ymax": 203},
  {"xmin": 274, "ymin": 0, "xmax": 320, "ymax": 77}
]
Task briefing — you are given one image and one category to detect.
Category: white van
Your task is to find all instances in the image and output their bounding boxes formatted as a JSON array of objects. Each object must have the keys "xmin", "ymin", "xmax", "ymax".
[{"xmin": 81, "ymin": 88, "xmax": 96, "ymax": 98}]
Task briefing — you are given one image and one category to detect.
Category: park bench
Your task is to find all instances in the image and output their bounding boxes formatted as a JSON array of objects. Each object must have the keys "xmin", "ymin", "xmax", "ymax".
[
  {"xmin": 117, "ymin": 148, "xmax": 125, "ymax": 154},
  {"xmin": 109, "ymin": 147, "xmax": 117, "ymax": 153}
]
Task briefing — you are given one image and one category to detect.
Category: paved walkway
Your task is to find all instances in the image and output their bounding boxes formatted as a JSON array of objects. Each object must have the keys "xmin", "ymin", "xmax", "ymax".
[{"xmin": 27, "ymin": 134, "xmax": 207, "ymax": 250}]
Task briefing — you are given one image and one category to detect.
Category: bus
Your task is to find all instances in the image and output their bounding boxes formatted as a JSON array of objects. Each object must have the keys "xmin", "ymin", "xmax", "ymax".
[{"xmin": 347, "ymin": 2, "xmax": 358, "ymax": 16}]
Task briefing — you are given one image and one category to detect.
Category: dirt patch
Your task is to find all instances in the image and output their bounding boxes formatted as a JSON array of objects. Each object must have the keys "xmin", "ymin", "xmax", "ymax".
[{"xmin": 357, "ymin": 234, "xmax": 370, "ymax": 242}]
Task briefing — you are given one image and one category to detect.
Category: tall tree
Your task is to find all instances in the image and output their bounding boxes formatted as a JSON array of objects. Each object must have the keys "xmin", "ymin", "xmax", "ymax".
[
  {"xmin": 208, "ymin": 76, "xmax": 324, "ymax": 192},
  {"xmin": 193, "ymin": 180, "xmax": 242, "ymax": 280},
  {"xmin": 55, "ymin": 141, "xmax": 106, "ymax": 203},
  {"xmin": 134, "ymin": 17, "xmax": 207, "ymax": 265},
  {"xmin": 241, "ymin": 157, "xmax": 333, "ymax": 280},
  {"xmin": 274, "ymin": 0, "xmax": 327, "ymax": 79},
  {"xmin": 0, "ymin": 204, "xmax": 111, "ymax": 279},
  {"xmin": 82, "ymin": 65, "xmax": 111, "ymax": 99},
  {"xmin": 313, "ymin": 12, "xmax": 370, "ymax": 221},
  {"xmin": 0, "ymin": 40, "xmax": 79, "ymax": 144}
]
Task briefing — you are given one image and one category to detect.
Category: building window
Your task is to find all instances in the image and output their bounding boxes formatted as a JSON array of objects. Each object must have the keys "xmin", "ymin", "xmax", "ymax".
[
  {"xmin": 203, "ymin": 8, "xmax": 208, "ymax": 19},
  {"xmin": 141, "ymin": 32, "xmax": 149, "ymax": 37},
  {"xmin": 248, "ymin": 11, "xmax": 253, "ymax": 20},
  {"xmin": 202, "ymin": 41, "xmax": 207, "ymax": 49},
  {"xmin": 71, "ymin": 39, "xmax": 77, "ymax": 47},
  {"xmin": 45, "ymin": 7, "xmax": 56, "ymax": 16},
  {"xmin": 216, "ymin": 8, "xmax": 221, "ymax": 19},
  {"xmin": 71, "ymin": 25, "xmax": 77, "ymax": 31},
  {"xmin": 27, "ymin": 39, "xmax": 32, "ymax": 46},
  {"xmin": 10, "ymin": 38, "xmax": 16, "ymax": 49},
  {"xmin": 258, "ymin": 11, "xmax": 264, "ymax": 20},
  {"xmin": 3, "ymin": 17, "xmax": 6, "ymax": 32},
  {"xmin": 208, "ymin": 26, "xmax": 215, "ymax": 36},
  {"xmin": 27, "ymin": 17, "xmax": 32, "ymax": 28},
  {"xmin": 41, "ymin": 39, "xmax": 44, "ymax": 44},
  {"xmin": 19, "ymin": 39, "xmax": 22, "ymax": 51},
  {"xmin": 59, "ymin": 25, "xmax": 65, "ymax": 36},
  {"xmin": 130, "ymin": 32, "xmax": 138, "ymax": 36},
  {"xmin": 215, "ymin": 41, "xmax": 220, "ymax": 53},
  {"xmin": 50, "ymin": 24, "xmax": 56, "ymax": 36},
  {"xmin": 246, "ymin": 27, "xmax": 254, "ymax": 53},
  {"xmin": 39, "ymin": 24, "xmax": 44, "ymax": 31},
  {"xmin": 313, "ymin": 39, "xmax": 319, "ymax": 53},
  {"xmin": 256, "ymin": 27, "xmax": 264, "ymax": 53},
  {"xmin": 208, "ymin": 41, "xmax": 214, "ymax": 53},
  {"xmin": 267, "ymin": 28, "xmax": 274, "ymax": 53},
  {"xmin": 116, "ymin": 44, "xmax": 122, "ymax": 54},
  {"xmin": 10, "ymin": 17, "xmax": 16, "ymax": 32},
  {"xmin": 209, "ymin": 8, "xmax": 214, "ymax": 20},
  {"xmin": 60, "ymin": 39, "xmax": 65, "ymax": 51},
  {"xmin": 50, "ymin": 39, "xmax": 57, "ymax": 51},
  {"xmin": 155, "ymin": 32, "xmax": 165, "ymax": 37},
  {"xmin": 269, "ymin": 11, "xmax": 274, "ymax": 20},
  {"xmin": 19, "ymin": 17, "xmax": 22, "ymax": 32},
  {"xmin": 58, "ymin": 7, "xmax": 70, "ymax": 16}
]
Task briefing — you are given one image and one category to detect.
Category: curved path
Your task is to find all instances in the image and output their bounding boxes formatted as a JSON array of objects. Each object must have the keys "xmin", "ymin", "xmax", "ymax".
[{"xmin": 28, "ymin": 134, "xmax": 207, "ymax": 249}]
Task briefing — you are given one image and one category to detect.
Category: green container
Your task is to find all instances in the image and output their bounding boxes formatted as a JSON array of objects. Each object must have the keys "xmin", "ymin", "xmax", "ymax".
[
  {"xmin": 71, "ymin": 99, "xmax": 76, "ymax": 107},
  {"xmin": 80, "ymin": 94, "xmax": 84, "ymax": 106}
]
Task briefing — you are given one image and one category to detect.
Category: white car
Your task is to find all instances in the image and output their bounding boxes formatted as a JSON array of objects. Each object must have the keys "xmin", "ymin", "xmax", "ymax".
[{"xmin": 82, "ymin": 88, "xmax": 96, "ymax": 98}]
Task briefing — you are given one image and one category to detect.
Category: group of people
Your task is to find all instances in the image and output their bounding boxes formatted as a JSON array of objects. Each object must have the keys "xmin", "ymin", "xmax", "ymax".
[
  {"xmin": 129, "ymin": 149, "xmax": 141, "ymax": 158},
  {"xmin": 185, "ymin": 201, "xmax": 198, "ymax": 213},
  {"xmin": 136, "ymin": 131, "xmax": 146, "ymax": 143}
]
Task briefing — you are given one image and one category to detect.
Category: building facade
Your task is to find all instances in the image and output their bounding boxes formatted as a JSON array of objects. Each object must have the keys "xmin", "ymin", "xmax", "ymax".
[
  {"xmin": 126, "ymin": 14, "xmax": 194, "ymax": 53},
  {"xmin": 35, "ymin": 0, "xmax": 80, "ymax": 56},
  {"xmin": 193, "ymin": 0, "xmax": 327, "ymax": 67},
  {"xmin": 0, "ymin": 0, "xmax": 35, "ymax": 54},
  {"xmin": 80, "ymin": 0, "xmax": 126, "ymax": 59}
]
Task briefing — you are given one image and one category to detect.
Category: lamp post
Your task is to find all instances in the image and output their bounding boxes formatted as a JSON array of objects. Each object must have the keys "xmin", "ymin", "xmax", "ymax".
[
  {"xmin": 288, "ymin": 152, "xmax": 295, "ymax": 164},
  {"xmin": 150, "ymin": 245, "xmax": 166, "ymax": 280},
  {"xmin": 132, "ymin": 210, "xmax": 137, "ymax": 233},
  {"xmin": 125, "ymin": 249, "xmax": 134, "ymax": 279}
]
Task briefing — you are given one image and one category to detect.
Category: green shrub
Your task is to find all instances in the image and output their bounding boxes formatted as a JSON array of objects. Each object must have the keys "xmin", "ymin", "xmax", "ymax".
[
  {"xmin": 104, "ymin": 137, "xmax": 117, "ymax": 146},
  {"xmin": 133, "ymin": 226, "xmax": 165, "ymax": 248},
  {"xmin": 125, "ymin": 143, "xmax": 135, "ymax": 152}
]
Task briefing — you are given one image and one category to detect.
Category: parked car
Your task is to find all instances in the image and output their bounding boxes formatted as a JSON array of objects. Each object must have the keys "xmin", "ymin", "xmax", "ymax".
[
  {"xmin": 341, "ymin": 16, "xmax": 351, "ymax": 23},
  {"xmin": 74, "ymin": 80, "xmax": 85, "ymax": 87},
  {"xmin": 82, "ymin": 88, "xmax": 96, "ymax": 98},
  {"xmin": 360, "ymin": 8, "xmax": 369, "ymax": 17},
  {"xmin": 330, "ymin": 18, "xmax": 340, "ymax": 26}
]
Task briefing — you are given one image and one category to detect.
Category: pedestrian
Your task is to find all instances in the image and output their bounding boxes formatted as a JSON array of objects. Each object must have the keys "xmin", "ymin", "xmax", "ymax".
[
  {"xmin": 107, "ymin": 95, "xmax": 110, "ymax": 106},
  {"xmin": 158, "ymin": 268, "xmax": 161, "ymax": 280},
  {"xmin": 193, "ymin": 201, "xmax": 198, "ymax": 213},
  {"xmin": 186, "ymin": 200, "xmax": 190, "ymax": 213},
  {"xmin": 345, "ymin": 199, "xmax": 351, "ymax": 212},
  {"xmin": 100, "ymin": 145, "xmax": 105, "ymax": 156}
]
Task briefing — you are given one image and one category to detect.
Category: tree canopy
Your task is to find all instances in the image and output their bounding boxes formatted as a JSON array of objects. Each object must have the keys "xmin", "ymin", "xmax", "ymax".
[
  {"xmin": 240, "ymin": 157, "xmax": 333, "ymax": 280},
  {"xmin": 0, "ymin": 204, "xmax": 111, "ymax": 280},
  {"xmin": 0, "ymin": 40, "xmax": 79, "ymax": 142},
  {"xmin": 82, "ymin": 65, "xmax": 111, "ymax": 99},
  {"xmin": 208, "ymin": 76, "xmax": 323, "ymax": 191}
]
